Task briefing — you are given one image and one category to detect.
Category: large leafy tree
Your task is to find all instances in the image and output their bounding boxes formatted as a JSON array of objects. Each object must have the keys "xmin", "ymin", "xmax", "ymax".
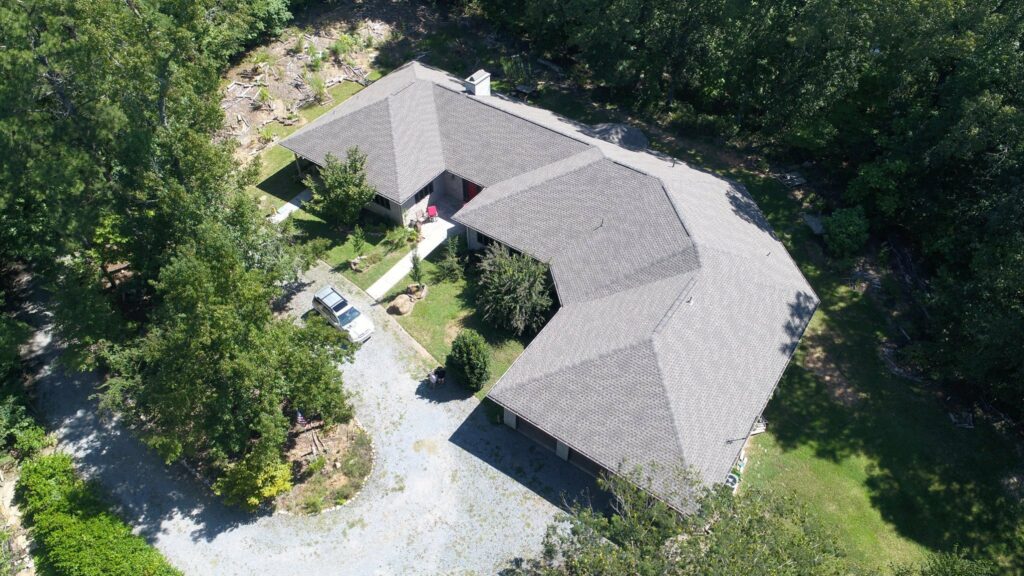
[
  {"xmin": 477, "ymin": 243, "xmax": 554, "ymax": 336},
  {"xmin": 304, "ymin": 148, "xmax": 377, "ymax": 229},
  {"xmin": 508, "ymin": 470, "xmax": 855, "ymax": 576},
  {"xmin": 101, "ymin": 222, "xmax": 354, "ymax": 504}
]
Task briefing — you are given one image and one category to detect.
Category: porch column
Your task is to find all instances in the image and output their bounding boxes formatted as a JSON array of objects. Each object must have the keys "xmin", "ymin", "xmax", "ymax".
[{"xmin": 293, "ymin": 153, "xmax": 304, "ymax": 177}]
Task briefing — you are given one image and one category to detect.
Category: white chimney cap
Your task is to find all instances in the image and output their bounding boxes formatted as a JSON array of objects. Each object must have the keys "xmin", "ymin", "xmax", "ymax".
[{"xmin": 465, "ymin": 69, "xmax": 491, "ymax": 96}]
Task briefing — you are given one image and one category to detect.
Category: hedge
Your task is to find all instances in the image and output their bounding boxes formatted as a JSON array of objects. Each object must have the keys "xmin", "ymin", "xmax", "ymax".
[{"xmin": 17, "ymin": 454, "xmax": 181, "ymax": 576}]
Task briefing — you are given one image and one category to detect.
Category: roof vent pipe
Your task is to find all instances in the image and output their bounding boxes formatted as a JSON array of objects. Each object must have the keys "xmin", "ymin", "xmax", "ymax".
[{"xmin": 465, "ymin": 69, "xmax": 491, "ymax": 96}]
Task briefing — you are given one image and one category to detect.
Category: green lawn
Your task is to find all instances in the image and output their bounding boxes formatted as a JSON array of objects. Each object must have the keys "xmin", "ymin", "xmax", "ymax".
[
  {"xmin": 381, "ymin": 250, "xmax": 529, "ymax": 399},
  {"xmin": 289, "ymin": 210, "xmax": 412, "ymax": 291},
  {"xmin": 730, "ymin": 168, "xmax": 1024, "ymax": 573}
]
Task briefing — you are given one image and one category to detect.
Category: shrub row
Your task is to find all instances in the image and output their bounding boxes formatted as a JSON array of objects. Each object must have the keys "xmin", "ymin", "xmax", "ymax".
[{"xmin": 17, "ymin": 454, "xmax": 181, "ymax": 576}]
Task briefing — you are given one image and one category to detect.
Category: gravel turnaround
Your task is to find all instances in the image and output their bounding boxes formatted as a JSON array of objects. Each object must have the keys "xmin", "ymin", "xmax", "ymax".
[{"xmin": 30, "ymin": 264, "xmax": 602, "ymax": 575}]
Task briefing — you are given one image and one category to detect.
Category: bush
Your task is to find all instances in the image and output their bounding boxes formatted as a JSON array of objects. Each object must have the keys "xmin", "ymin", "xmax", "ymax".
[
  {"xmin": 823, "ymin": 206, "xmax": 869, "ymax": 258},
  {"xmin": 13, "ymin": 425, "xmax": 51, "ymax": 459},
  {"xmin": 447, "ymin": 329, "xmax": 491, "ymax": 391},
  {"xmin": 410, "ymin": 252, "xmax": 424, "ymax": 285},
  {"xmin": 477, "ymin": 243, "xmax": 554, "ymax": 336},
  {"xmin": 306, "ymin": 72, "xmax": 327, "ymax": 102},
  {"xmin": 17, "ymin": 454, "xmax": 182, "ymax": 576},
  {"xmin": 433, "ymin": 237, "xmax": 464, "ymax": 283},
  {"xmin": 329, "ymin": 34, "xmax": 357, "ymax": 60},
  {"xmin": 303, "ymin": 148, "xmax": 376, "ymax": 229},
  {"xmin": 212, "ymin": 437, "xmax": 293, "ymax": 510},
  {"xmin": 0, "ymin": 394, "xmax": 49, "ymax": 459}
]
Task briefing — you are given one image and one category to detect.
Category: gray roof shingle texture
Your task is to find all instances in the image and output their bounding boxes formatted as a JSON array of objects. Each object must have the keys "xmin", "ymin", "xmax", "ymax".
[{"xmin": 280, "ymin": 62, "xmax": 819, "ymax": 510}]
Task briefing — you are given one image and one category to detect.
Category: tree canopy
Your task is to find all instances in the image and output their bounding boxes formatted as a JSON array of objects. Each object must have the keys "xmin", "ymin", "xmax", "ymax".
[
  {"xmin": 304, "ymin": 148, "xmax": 377, "ymax": 229},
  {"xmin": 477, "ymin": 243, "xmax": 554, "ymax": 337},
  {"xmin": 0, "ymin": 0, "xmax": 353, "ymax": 507}
]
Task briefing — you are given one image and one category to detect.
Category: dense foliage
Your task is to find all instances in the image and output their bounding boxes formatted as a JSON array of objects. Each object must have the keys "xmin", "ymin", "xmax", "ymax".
[
  {"xmin": 446, "ymin": 329, "xmax": 490, "ymax": 391},
  {"xmin": 509, "ymin": 470, "xmax": 996, "ymax": 576},
  {"xmin": 433, "ymin": 237, "xmax": 465, "ymax": 284},
  {"xmin": 0, "ymin": 0, "xmax": 354, "ymax": 507},
  {"xmin": 304, "ymin": 148, "xmax": 377, "ymax": 229},
  {"xmin": 16, "ymin": 454, "xmax": 182, "ymax": 576},
  {"xmin": 824, "ymin": 206, "xmax": 870, "ymax": 258},
  {"xmin": 470, "ymin": 0, "xmax": 1024, "ymax": 417},
  {"xmin": 476, "ymin": 243, "xmax": 554, "ymax": 337}
]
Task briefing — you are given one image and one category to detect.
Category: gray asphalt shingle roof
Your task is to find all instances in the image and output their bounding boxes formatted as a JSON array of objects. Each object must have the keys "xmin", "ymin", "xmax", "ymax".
[{"xmin": 281, "ymin": 62, "xmax": 819, "ymax": 510}]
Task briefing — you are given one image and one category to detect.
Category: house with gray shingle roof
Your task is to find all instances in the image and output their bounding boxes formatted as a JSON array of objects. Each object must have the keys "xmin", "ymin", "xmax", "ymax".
[{"xmin": 281, "ymin": 61, "xmax": 818, "ymax": 510}]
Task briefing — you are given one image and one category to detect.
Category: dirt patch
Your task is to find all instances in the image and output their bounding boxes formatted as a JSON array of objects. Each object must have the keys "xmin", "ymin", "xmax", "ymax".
[
  {"xmin": 217, "ymin": 8, "xmax": 406, "ymax": 161},
  {"xmin": 276, "ymin": 421, "xmax": 374, "ymax": 515},
  {"xmin": 802, "ymin": 335, "xmax": 864, "ymax": 407}
]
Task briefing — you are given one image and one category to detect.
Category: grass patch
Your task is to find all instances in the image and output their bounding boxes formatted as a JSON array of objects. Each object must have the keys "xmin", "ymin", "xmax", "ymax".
[
  {"xmin": 290, "ymin": 210, "xmax": 412, "ymax": 291},
  {"xmin": 383, "ymin": 249, "xmax": 528, "ymax": 399}
]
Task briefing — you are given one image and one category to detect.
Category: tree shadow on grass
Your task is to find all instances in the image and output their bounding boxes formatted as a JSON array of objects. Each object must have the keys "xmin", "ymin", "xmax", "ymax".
[
  {"xmin": 256, "ymin": 161, "xmax": 305, "ymax": 207},
  {"xmin": 764, "ymin": 270, "xmax": 1024, "ymax": 568}
]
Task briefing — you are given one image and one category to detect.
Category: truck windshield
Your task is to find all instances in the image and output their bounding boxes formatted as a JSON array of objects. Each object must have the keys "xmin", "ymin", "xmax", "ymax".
[{"xmin": 337, "ymin": 307, "xmax": 361, "ymax": 326}]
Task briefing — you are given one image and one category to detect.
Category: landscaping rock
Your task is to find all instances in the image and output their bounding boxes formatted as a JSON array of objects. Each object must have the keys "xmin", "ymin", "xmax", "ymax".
[
  {"xmin": 802, "ymin": 213, "xmax": 825, "ymax": 235},
  {"xmin": 406, "ymin": 283, "xmax": 428, "ymax": 300},
  {"xmin": 388, "ymin": 294, "xmax": 414, "ymax": 315}
]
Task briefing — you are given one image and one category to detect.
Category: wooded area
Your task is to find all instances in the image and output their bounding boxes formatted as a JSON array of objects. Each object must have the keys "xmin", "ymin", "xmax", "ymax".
[
  {"xmin": 0, "ymin": 0, "xmax": 344, "ymax": 507},
  {"xmin": 0, "ymin": 0, "xmax": 1021, "ymax": 571},
  {"xmin": 465, "ymin": 0, "xmax": 1024, "ymax": 418}
]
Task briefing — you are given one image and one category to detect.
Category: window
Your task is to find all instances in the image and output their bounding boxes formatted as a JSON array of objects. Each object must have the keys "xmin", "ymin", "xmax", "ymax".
[
  {"xmin": 372, "ymin": 195, "xmax": 391, "ymax": 210},
  {"xmin": 475, "ymin": 231, "xmax": 493, "ymax": 247},
  {"xmin": 414, "ymin": 182, "xmax": 433, "ymax": 203}
]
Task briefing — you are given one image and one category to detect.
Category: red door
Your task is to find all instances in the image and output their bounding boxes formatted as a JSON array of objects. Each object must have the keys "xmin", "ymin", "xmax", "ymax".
[{"xmin": 462, "ymin": 180, "xmax": 481, "ymax": 203}]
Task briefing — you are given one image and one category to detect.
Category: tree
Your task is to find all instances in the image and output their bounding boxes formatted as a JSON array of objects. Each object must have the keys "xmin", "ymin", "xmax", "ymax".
[
  {"xmin": 351, "ymin": 225, "xmax": 367, "ymax": 256},
  {"xmin": 433, "ymin": 237, "xmax": 464, "ymax": 283},
  {"xmin": 823, "ymin": 206, "xmax": 869, "ymax": 258},
  {"xmin": 304, "ymin": 148, "xmax": 376, "ymax": 229},
  {"xmin": 101, "ymin": 222, "xmax": 354, "ymax": 506},
  {"xmin": 410, "ymin": 252, "xmax": 425, "ymax": 286},
  {"xmin": 477, "ymin": 243, "xmax": 554, "ymax": 336},
  {"xmin": 508, "ymin": 469, "xmax": 855, "ymax": 576},
  {"xmin": 446, "ymin": 329, "xmax": 490, "ymax": 391}
]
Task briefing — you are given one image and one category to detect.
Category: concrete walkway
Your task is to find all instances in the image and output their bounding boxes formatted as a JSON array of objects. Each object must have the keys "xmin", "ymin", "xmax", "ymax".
[
  {"xmin": 269, "ymin": 188, "xmax": 311, "ymax": 224},
  {"xmin": 366, "ymin": 217, "xmax": 461, "ymax": 300}
]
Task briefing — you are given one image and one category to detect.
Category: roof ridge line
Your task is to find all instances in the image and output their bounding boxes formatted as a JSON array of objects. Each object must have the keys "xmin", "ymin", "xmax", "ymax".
[
  {"xmin": 651, "ymin": 274, "xmax": 700, "ymax": 337},
  {"xmin": 492, "ymin": 339, "xmax": 657, "ymax": 403},
  {"xmin": 645, "ymin": 332, "xmax": 693, "ymax": 468},
  {"xmin": 550, "ymin": 251, "xmax": 697, "ymax": 306},
  {"xmin": 642, "ymin": 340, "xmax": 690, "ymax": 471},
  {"xmin": 432, "ymin": 81, "xmax": 595, "ymax": 148}
]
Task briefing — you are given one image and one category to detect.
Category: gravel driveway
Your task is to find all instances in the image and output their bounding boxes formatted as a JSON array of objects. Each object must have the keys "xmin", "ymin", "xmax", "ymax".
[{"xmin": 30, "ymin": 263, "xmax": 600, "ymax": 575}]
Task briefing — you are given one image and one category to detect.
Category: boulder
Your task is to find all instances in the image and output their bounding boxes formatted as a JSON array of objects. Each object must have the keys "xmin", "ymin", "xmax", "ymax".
[
  {"xmin": 407, "ymin": 283, "xmax": 428, "ymax": 300},
  {"xmin": 388, "ymin": 294, "xmax": 415, "ymax": 315}
]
